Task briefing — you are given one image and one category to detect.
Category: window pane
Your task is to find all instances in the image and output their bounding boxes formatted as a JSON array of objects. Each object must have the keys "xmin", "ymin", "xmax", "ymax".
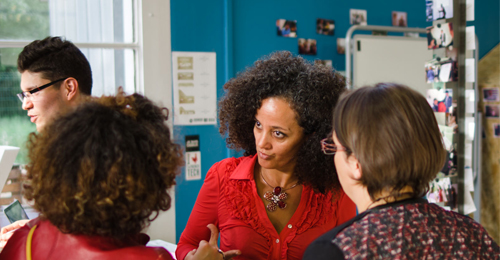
[
  {"xmin": 0, "ymin": 0, "xmax": 50, "ymax": 41},
  {"xmin": 49, "ymin": 0, "xmax": 135, "ymax": 43},
  {"xmin": 0, "ymin": 47, "xmax": 136, "ymax": 165},
  {"xmin": 0, "ymin": 0, "xmax": 134, "ymax": 43},
  {"xmin": 84, "ymin": 48, "xmax": 136, "ymax": 96},
  {"xmin": 0, "ymin": 48, "xmax": 35, "ymax": 165}
]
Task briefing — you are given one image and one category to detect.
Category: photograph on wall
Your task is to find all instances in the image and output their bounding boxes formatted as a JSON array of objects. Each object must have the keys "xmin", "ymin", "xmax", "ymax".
[
  {"xmin": 314, "ymin": 60, "xmax": 332, "ymax": 67},
  {"xmin": 440, "ymin": 139, "xmax": 458, "ymax": 175},
  {"xmin": 426, "ymin": 0, "xmax": 454, "ymax": 22},
  {"xmin": 427, "ymin": 183, "xmax": 447, "ymax": 203},
  {"xmin": 298, "ymin": 38, "xmax": 317, "ymax": 55},
  {"xmin": 447, "ymin": 184, "xmax": 458, "ymax": 211},
  {"xmin": 447, "ymin": 104, "xmax": 458, "ymax": 130},
  {"xmin": 425, "ymin": 57, "xmax": 457, "ymax": 83},
  {"xmin": 276, "ymin": 19, "xmax": 297, "ymax": 37},
  {"xmin": 483, "ymin": 88, "xmax": 500, "ymax": 102},
  {"xmin": 350, "ymin": 9, "xmax": 367, "ymax": 25},
  {"xmin": 392, "ymin": 11, "xmax": 408, "ymax": 27},
  {"xmin": 427, "ymin": 178, "xmax": 456, "ymax": 211},
  {"xmin": 316, "ymin": 18, "xmax": 335, "ymax": 35},
  {"xmin": 427, "ymin": 22, "xmax": 454, "ymax": 49},
  {"xmin": 445, "ymin": 46, "xmax": 458, "ymax": 59},
  {"xmin": 444, "ymin": 47, "xmax": 458, "ymax": 82},
  {"xmin": 494, "ymin": 124, "xmax": 500, "ymax": 138},
  {"xmin": 439, "ymin": 125, "xmax": 454, "ymax": 151},
  {"xmin": 427, "ymin": 88, "xmax": 453, "ymax": 114},
  {"xmin": 485, "ymin": 105, "xmax": 500, "ymax": 118},
  {"xmin": 337, "ymin": 38, "xmax": 346, "ymax": 54}
]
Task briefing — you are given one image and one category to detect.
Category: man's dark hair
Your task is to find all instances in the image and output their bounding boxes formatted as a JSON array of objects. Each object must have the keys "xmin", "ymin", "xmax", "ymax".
[{"xmin": 18, "ymin": 36, "xmax": 92, "ymax": 95}]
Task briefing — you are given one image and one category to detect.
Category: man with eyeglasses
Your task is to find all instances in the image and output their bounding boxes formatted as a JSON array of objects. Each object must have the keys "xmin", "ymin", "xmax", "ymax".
[
  {"xmin": 16, "ymin": 36, "xmax": 92, "ymax": 132},
  {"xmin": 1, "ymin": 36, "xmax": 92, "ymax": 248}
]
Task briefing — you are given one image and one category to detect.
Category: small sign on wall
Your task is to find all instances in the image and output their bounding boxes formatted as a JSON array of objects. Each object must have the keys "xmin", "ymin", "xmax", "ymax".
[
  {"xmin": 185, "ymin": 135, "xmax": 201, "ymax": 181},
  {"xmin": 172, "ymin": 52, "xmax": 217, "ymax": 125}
]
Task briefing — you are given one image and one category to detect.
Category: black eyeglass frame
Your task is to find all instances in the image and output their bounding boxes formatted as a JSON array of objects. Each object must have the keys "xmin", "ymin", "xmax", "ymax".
[{"xmin": 17, "ymin": 77, "xmax": 68, "ymax": 102}]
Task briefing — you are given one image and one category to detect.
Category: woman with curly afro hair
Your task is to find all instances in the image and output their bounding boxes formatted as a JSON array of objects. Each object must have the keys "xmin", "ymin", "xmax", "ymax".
[
  {"xmin": 176, "ymin": 51, "xmax": 356, "ymax": 260},
  {"xmin": 0, "ymin": 92, "xmax": 185, "ymax": 260}
]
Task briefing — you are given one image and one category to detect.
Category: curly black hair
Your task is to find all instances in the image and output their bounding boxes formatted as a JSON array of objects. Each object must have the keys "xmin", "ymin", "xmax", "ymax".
[
  {"xmin": 219, "ymin": 51, "xmax": 346, "ymax": 193},
  {"xmin": 24, "ymin": 91, "xmax": 183, "ymax": 239}
]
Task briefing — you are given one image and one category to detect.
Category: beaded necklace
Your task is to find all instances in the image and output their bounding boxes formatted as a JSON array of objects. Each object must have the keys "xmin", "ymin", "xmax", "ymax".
[{"xmin": 260, "ymin": 169, "xmax": 299, "ymax": 212}]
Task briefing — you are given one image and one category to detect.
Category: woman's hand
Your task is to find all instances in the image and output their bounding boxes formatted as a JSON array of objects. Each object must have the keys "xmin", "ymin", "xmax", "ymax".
[
  {"xmin": 185, "ymin": 224, "xmax": 241, "ymax": 260},
  {"xmin": 0, "ymin": 219, "xmax": 30, "ymax": 248}
]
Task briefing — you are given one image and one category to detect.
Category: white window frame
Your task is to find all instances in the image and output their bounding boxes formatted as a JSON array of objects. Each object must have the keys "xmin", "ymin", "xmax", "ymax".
[
  {"xmin": 0, "ymin": 0, "xmax": 175, "ymax": 243},
  {"xmin": 0, "ymin": 0, "xmax": 172, "ymax": 108}
]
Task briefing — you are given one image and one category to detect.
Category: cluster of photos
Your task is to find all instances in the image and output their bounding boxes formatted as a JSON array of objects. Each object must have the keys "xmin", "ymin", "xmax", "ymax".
[
  {"xmin": 423, "ymin": 0, "xmax": 462, "ymax": 212},
  {"xmin": 276, "ymin": 18, "xmax": 331, "ymax": 57},
  {"xmin": 276, "ymin": 9, "xmax": 411, "ymax": 66},
  {"xmin": 424, "ymin": 0, "xmax": 456, "ymax": 84},
  {"xmin": 423, "ymin": 0, "xmax": 458, "ymax": 123}
]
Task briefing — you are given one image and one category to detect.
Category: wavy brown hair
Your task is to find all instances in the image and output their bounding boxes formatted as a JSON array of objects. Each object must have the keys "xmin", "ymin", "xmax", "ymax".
[
  {"xmin": 219, "ymin": 51, "xmax": 346, "ymax": 193},
  {"xmin": 333, "ymin": 83, "xmax": 447, "ymax": 200},
  {"xmin": 23, "ymin": 91, "xmax": 183, "ymax": 239}
]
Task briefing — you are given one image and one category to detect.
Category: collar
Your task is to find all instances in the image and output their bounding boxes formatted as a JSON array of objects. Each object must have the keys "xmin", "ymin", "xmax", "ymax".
[
  {"xmin": 229, "ymin": 154, "xmax": 258, "ymax": 180},
  {"xmin": 329, "ymin": 197, "xmax": 429, "ymax": 241},
  {"xmin": 366, "ymin": 197, "xmax": 428, "ymax": 212}
]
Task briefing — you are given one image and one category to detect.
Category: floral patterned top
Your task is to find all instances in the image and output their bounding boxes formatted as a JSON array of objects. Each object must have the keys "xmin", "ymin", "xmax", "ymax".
[{"xmin": 304, "ymin": 198, "xmax": 500, "ymax": 260}]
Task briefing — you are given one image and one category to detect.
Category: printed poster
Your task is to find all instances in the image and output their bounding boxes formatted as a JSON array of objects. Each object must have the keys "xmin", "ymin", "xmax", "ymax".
[{"xmin": 172, "ymin": 52, "xmax": 217, "ymax": 125}]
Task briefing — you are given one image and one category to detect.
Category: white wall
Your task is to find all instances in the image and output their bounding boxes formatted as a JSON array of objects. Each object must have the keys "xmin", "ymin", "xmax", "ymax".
[{"xmin": 140, "ymin": 0, "xmax": 176, "ymax": 244}]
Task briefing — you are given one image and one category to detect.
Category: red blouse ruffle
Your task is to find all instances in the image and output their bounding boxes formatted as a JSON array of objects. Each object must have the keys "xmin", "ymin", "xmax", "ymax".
[{"xmin": 221, "ymin": 158, "xmax": 344, "ymax": 253}]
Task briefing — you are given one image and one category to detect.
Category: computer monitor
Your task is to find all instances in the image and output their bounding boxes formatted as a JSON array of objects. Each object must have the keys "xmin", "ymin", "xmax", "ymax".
[{"xmin": 0, "ymin": 146, "xmax": 20, "ymax": 193}]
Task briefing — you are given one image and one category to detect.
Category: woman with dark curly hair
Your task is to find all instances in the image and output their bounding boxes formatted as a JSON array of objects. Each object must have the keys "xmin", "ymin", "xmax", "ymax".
[
  {"xmin": 0, "ymin": 92, "xmax": 184, "ymax": 260},
  {"xmin": 176, "ymin": 51, "xmax": 356, "ymax": 260}
]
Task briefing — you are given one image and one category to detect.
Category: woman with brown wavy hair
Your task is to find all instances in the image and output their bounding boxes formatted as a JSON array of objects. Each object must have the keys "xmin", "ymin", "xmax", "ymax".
[
  {"xmin": 0, "ymin": 92, "xmax": 183, "ymax": 260},
  {"xmin": 176, "ymin": 51, "xmax": 356, "ymax": 260},
  {"xmin": 304, "ymin": 83, "xmax": 499, "ymax": 259}
]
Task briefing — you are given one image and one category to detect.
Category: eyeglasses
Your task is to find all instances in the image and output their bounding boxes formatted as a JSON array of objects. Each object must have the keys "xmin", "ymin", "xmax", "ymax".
[
  {"xmin": 320, "ymin": 137, "xmax": 347, "ymax": 155},
  {"xmin": 17, "ymin": 77, "xmax": 68, "ymax": 102}
]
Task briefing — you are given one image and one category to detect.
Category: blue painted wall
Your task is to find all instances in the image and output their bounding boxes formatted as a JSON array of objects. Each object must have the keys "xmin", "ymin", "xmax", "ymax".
[
  {"xmin": 473, "ymin": 0, "xmax": 500, "ymax": 58},
  {"xmin": 171, "ymin": 0, "xmax": 500, "ymax": 243},
  {"xmin": 170, "ymin": 0, "xmax": 229, "ymax": 242},
  {"xmin": 232, "ymin": 1, "xmax": 428, "ymax": 72}
]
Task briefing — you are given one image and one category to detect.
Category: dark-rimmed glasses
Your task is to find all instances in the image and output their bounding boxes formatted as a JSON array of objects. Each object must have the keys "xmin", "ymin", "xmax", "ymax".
[
  {"xmin": 320, "ymin": 137, "xmax": 347, "ymax": 155},
  {"xmin": 17, "ymin": 77, "xmax": 68, "ymax": 102}
]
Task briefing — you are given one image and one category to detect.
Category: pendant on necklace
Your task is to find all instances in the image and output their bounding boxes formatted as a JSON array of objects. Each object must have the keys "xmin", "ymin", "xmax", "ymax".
[{"xmin": 263, "ymin": 186, "xmax": 288, "ymax": 212}]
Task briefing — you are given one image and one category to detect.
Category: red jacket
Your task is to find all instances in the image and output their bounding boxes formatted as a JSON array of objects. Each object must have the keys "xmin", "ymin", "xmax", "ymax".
[{"xmin": 0, "ymin": 218, "xmax": 173, "ymax": 260}]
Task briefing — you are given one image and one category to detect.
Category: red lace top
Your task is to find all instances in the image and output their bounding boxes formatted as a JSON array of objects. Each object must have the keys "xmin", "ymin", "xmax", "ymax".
[{"xmin": 176, "ymin": 155, "xmax": 356, "ymax": 260}]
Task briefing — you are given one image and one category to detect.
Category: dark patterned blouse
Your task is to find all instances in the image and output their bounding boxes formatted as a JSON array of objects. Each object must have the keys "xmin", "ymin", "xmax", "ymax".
[{"xmin": 303, "ymin": 198, "xmax": 500, "ymax": 259}]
